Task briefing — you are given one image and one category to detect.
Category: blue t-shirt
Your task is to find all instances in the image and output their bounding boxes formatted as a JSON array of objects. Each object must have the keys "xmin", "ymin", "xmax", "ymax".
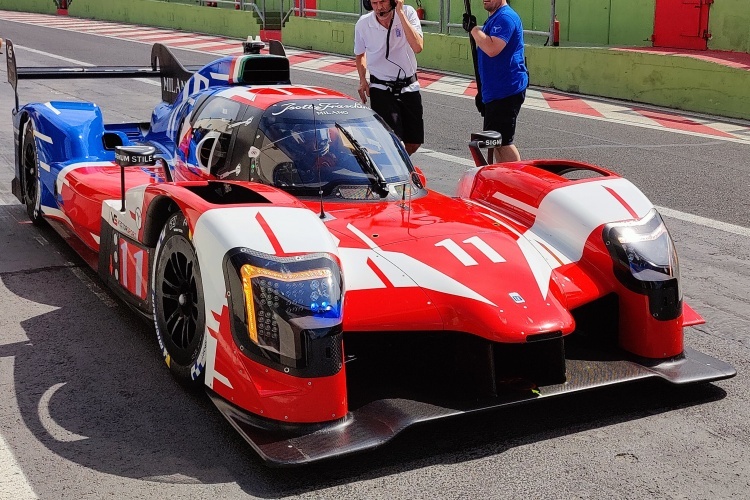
[{"xmin": 478, "ymin": 4, "xmax": 528, "ymax": 103}]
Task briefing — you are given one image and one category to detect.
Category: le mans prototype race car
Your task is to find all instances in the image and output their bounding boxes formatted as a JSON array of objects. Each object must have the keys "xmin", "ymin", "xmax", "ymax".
[{"xmin": 5, "ymin": 38, "xmax": 735, "ymax": 465}]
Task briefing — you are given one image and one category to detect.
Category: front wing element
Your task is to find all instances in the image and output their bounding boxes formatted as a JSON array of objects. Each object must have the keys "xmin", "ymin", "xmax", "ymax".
[{"xmin": 208, "ymin": 346, "xmax": 734, "ymax": 466}]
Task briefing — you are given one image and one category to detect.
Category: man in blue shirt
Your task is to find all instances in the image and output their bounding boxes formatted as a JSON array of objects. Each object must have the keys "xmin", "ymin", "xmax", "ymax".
[{"xmin": 465, "ymin": 0, "xmax": 528, "ymax": 162}]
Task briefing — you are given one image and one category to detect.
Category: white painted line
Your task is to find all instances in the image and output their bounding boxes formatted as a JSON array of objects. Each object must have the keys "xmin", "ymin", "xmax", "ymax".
[
  {"xmin": 0, "ymin": 359, "xmax": 38, "ymax": 500},
  {"xmin": 417, "ymin": 147, "xmax": 475, "ymax": 167},
  {"xmin": 293, "ymin": 55, "xmax": 350, "ymax": 70},
  {"xmin": 16, "ymin": 45, "xmax": 94, "ymax": 67},
  {"xmin": 175, "ymin": 41, "xmax": 235, "ymax": 50},
  {"xmin": 655, "ymin": 206, "xmax": 750, "ymax": 238},
  {"xmin": 37, "ymin": 383, "xmax": 88, "ymax": 442},
  {"xmin": 412, "ymin": 148, "xmax": 750, "ymax": 237}
]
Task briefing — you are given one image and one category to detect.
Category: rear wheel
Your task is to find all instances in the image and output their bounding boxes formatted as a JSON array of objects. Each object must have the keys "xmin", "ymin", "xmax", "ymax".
[
  {"xmin": 152, "ymin": 212, "xmax": 206, "ymax": 384},
  {"xmin": 21, "ymin": 121, "xmax": 43, "ymax": 225}
]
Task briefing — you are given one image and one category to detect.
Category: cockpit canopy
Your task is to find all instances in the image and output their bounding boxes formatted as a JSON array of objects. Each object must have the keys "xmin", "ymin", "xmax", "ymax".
[{"xmin": 183, "ymin": 94, "xmax": 422, "ymax": 200}]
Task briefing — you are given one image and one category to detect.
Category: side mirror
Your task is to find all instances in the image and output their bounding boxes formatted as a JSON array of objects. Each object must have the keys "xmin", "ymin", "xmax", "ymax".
[
  {"xmin": 412, "ymin": 166, "xmax": 427, "ymax": 188},
  {"xmin": 468, "ymin": 130, "xmax": 502, "ymax": 167},
  {"xmin": 115, "ymin": 145, "xmax": 156, "ymax": 211}
]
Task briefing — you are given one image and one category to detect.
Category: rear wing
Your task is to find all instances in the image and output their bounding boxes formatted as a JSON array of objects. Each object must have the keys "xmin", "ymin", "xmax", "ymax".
[{"xmin": 5, "ymin": 39, "xmax": 289, "ymax": 110}]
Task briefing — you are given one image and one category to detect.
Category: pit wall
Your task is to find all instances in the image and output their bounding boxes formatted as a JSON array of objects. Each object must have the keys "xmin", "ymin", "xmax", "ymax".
[
  {"xmin": 69, "ymin": 0, "xmax": 263, "ymax": 39},
  {"xmin": 0, "ymin": 0, "xmax": 55, "ymax": 14},
  {"xmin": 511, "ymin": 0, "xmax": 750, "ymax": 52},
  {"xmin": 284, "ymin": 16, "xmax": 750, "ymax": 120}
]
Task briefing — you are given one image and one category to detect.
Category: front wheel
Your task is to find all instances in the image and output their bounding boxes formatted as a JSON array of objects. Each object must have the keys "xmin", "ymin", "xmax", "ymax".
[
  {"xmin": 21, "ymin": 121, "xmax": 43, "ymax": 225},
  {"xmin": 152, "ymin": 212, "xmax": 207, "ymax": 384}
]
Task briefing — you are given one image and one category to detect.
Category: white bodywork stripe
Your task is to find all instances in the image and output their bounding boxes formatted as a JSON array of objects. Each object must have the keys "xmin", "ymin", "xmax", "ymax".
[
  {"xmin": 44, "ymin": 102, "xmax": 61, "ymax": 115},
  {"xmin": 192, "ymin": 206, "xmax": 338, "ymax": 391},
  {"xmin": 528, "ymin": 178, "xmax": 652, "ymax": 263},
  {"xmin": 56, "ymin": 161, "xmax": 114, "ymax": 199},
  {"xmin": 33, "ymin": 130, "xmax": 53, "ymax": 144},
  {"xmin": 342, "ymin": 225, "xmax": 496, "ymax": 305}
]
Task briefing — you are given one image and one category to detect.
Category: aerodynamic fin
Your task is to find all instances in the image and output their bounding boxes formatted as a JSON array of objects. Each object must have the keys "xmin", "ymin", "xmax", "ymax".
[{"xmin": 151, "ymin": 43, "xmax": 195, "ymax": 105}]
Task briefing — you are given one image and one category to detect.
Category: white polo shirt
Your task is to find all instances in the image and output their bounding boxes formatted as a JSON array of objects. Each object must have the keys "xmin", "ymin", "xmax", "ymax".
[{"xmin": 354, "ymin": 6, "xmax": 423, "ymax": 93}]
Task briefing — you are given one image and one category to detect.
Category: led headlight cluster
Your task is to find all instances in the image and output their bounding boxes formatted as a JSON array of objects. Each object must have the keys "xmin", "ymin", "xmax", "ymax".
[
  {"xmin": 603, "ymin": 209, "xmax": 682, "ymax": 320},
  {"xmin": 225, "ymin": 248, "xmax": 344, "ymax": 377}
]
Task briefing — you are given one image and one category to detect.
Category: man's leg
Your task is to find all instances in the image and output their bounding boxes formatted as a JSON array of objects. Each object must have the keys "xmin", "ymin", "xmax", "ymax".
[
  {"xmin": 494, "ymin": 144, "xmax": 521, "ymax": 162},
  {"xmin": 483, "ymin": 91, "xmax": 525, "ymax": 163},
  {"xmin": 404, "ymin": 143, "xmax": 421, "ymax": 155},
  {"xmin": 398, "ymin": 91, "xmax": 424, "ymax": 156}
]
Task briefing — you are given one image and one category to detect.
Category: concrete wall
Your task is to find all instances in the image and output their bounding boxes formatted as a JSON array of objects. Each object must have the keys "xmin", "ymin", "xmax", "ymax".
[
  {"xmin": 709, "ymin": 0, "xmax": 750, "ymax": 53},
  {"xmin": 0, "ymin": 0, "xmax": 55, "ymax": 14},
  {"xmin": 283, "ymin": 16, "xmax": 750, "ymax": 120},
  {"xmin": 528, "ymin": 46, "xmax": 750, "ymax": 119},
  {"xmin": 69, "ymin": 0, "xmax": 262, "ymax": 38}
]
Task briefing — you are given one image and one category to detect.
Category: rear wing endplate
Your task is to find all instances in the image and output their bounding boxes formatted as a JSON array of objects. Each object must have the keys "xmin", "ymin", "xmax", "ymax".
[{"xmin": 5, "ymin": 40, "xmax": 202, "ymax": 110}]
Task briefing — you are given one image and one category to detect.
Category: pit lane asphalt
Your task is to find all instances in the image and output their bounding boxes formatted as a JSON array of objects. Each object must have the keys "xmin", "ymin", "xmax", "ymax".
[{"xmin": 0, "ymin": 20, "xmax": 748, "ymax": 500}]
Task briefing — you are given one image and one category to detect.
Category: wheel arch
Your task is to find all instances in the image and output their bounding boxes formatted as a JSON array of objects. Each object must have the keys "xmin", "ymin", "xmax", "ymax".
[
  {"xmin": 142, "ymin": 195, "xmax": 181, "ymax": 248},
  {"xmin": 12, "ymin": 111, "xmax": 33, "ymax": 202}
]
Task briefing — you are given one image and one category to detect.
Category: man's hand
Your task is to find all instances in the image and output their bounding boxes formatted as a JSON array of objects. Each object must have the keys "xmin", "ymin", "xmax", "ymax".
[
  {"xmin": 358, "ymin": 80, "xmax": 370, "ymax": 104},
  {"xmin": 395, "ymin": 0, "xmax": 404, "ymax": 14},
  {"xmin": 462, "ymin": 13, "xmax": 477, "ymax": 33}
]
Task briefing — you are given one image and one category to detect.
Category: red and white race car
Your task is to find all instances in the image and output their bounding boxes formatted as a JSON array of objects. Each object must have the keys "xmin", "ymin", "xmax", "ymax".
[{"xmin": 6, "ymin": 39, "xmax": 734, "ymax": 465}]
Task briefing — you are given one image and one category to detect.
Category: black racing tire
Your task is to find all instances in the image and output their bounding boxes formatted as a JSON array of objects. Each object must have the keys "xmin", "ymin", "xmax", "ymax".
[
  {"xmin": 21, "ymin": 121, "xmax": 43, "ymax": 225},
  {"xmin": 152, "ymin": 212, "xmax": 207, "ymax": 385}
]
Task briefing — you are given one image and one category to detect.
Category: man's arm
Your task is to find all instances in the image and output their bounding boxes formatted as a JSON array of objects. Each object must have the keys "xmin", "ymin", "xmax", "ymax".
[
  {"xmin": 469, "ymin": 25, "xmax": 507, "ymax": 57},
  {"xmin": 395, "ymin": 0, "xmax": 424, "ymax": 54},
  {"xmin": 355, "ymin": 53, "xmax": 369, "ymax": 104}
]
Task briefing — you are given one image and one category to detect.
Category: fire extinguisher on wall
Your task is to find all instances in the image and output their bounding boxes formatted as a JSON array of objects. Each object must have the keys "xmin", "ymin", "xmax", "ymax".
[{"xmin": 415, "ymin": 0, "xmax": 425, "ymax": 20}]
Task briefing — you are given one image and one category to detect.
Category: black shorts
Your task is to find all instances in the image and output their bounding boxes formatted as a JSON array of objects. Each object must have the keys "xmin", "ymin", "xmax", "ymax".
[
  {"xmin": 483, "ymin": 90, "xmax": 526, "ymax": 146},
  {"xmin": 370, "ymin": 87, "xmax": 424, "ymax": 145}
]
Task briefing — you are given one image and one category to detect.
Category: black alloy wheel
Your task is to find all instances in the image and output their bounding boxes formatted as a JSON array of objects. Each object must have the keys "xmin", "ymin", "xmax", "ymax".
[
  {"xmin": 21, "ymin": 121, "xmax": 43, "ymax": 224},
  {"xmin": 153, "ymin": 212, "xmax": 206, "ymax": 383}
]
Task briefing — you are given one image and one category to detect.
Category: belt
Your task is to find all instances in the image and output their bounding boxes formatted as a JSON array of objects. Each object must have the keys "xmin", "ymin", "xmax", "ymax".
[{"xmin": 370, "ymin": 74, "xmax": 417, "ymax": 93}]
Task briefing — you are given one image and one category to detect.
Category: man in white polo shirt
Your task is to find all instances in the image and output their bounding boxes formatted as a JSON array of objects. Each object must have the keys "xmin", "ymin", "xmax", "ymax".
[{"xmin": 354, "ymin": 0, "xmax": 424, "ymax": 155}]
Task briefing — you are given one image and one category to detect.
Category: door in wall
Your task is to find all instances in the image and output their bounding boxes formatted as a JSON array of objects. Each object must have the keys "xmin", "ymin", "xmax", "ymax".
[{"xmin": 653, "ymin": 0, "xmax": 712, "ymax": 50}]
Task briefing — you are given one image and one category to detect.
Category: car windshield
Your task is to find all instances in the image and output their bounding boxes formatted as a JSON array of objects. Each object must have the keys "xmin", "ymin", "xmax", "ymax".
[{"xmin": 255, "ymin": 99, "xmax": 419, "ymax": 200}]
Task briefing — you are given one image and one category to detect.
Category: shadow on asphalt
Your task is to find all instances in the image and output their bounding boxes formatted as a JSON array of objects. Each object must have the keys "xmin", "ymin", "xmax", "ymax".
[{"xmin": 1, "ymin": 206, "xmax": 728, "ymax": 497}]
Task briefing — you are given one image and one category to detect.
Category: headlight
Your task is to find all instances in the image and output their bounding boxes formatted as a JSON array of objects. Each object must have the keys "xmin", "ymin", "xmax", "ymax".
[
  {"xmin": 603, "ymin": 209, "xmax": 682, "ymax": 320},
  {"xmin": 224, "ymin": 249, "xmax": 344, "ymax": 377}
]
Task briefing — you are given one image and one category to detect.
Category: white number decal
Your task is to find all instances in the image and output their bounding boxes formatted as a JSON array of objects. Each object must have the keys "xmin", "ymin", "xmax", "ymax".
[
  {"xmin": 120, "ymin": 240, "xmax": 128, "ymax": 287},
  {"xmin": 120, "ymin": 240, "xmax": 145, "ymax": 297},
  {"xmin": 133, "ymin": 249, "xmax": 144, "ymax": 295},
  {"xmin": 435, "ymin": 236, "xmax": 506, "ymax": 267}
]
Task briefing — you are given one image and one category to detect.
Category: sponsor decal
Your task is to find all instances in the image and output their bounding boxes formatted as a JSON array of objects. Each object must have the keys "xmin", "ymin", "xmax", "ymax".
[
  {"xmin": 509, "ymin": 292, "xmax": 525, "ymax": 304},
  {"xmin": 271, "ymin": 101, "xmax": 367, "ymax": 116},
  {"xmin": 228, "ymin": 116, "xmax": 254, "ymax": 129},
  {"xmin": 248, "ymin": 146, "xmax": 260, "ymax": 158},
  {"xmin": 115, "ymin": 150, "xmax": 154, "ymax": 166},
  {"xmin": 163, "ymin": 77, "xmax": 187, "ymax": 95},
  {"xmin": 218, "ymin": 164, "xmax": 242, "ymax": 179}
]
